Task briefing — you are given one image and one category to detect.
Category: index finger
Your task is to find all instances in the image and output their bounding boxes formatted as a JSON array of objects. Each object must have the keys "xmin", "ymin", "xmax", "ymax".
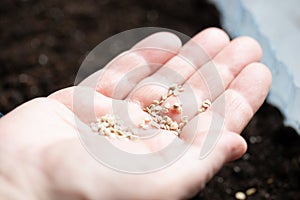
[{"xmin": 79, "ymin": 32, "xmax": 182, "ymax": 99}]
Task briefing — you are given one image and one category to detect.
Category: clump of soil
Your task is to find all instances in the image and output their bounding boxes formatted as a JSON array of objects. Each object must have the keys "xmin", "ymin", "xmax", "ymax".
[{"xmin": 0, "ymin": 0, "xmax": 299, "ymax": 199}]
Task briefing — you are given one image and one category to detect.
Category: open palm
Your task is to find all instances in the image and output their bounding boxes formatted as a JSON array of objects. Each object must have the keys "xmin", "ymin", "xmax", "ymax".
[{"xmin": 0, "ymin": 28, "xmax": 271, "ymax": 200}]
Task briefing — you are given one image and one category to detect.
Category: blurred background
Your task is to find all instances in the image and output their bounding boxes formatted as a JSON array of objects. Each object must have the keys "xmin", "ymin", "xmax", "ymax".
[{"xmin": 0, "ymin": 0, "xmax": 299, "ymax": 199}]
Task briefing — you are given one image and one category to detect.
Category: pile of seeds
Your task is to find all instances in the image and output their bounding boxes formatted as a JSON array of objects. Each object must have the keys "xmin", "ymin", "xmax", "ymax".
[
  {"xmin": 141, "ymin": 84, "xmax": 188, "ymax": 136},
  {"xmin": 90, "ymin": 84, "xmax": 212, "ymax": 139},
  {"xmin": 90, "ymin": 114, "xmax": 138, "ymax": 139}
]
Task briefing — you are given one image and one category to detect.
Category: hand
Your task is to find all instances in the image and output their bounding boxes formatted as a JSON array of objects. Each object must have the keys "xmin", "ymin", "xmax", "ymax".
[{"xmin": 0, "ymin": 28, "xmax": 271, "ymax": 200}]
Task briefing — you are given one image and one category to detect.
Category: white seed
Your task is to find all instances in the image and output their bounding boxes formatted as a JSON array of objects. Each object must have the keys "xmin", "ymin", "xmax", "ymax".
[
  {"xmin": 161, "ymin": 94, "xmax": 167, "ymax": 100},
  {"xmin": 170, "ymin": 122, "xmax": 179, "ymax": 130},
  {"xmin": 160, "ymin": 124, "xmax": 166, "ymax": 129},
  {"xmin": 162, "ymin": 108, "xmax": 169, "ymax": 113},
  {"xmin": 198, "ymin": 108, "xmax": 205, "ymax": 113},
  {"xmin": 164, "ymin": 102, "xmax": 171, "ymax": 109},
  {"xmin": 165, "ymin": 125, "xmax": 170, "ymax": 130},
  {"xmin": 235, "ymin": 192, "xmax": 246, "ymax": 200},
  {"xmin": 104, "ymin": 128, "xmax": 111, "ymax": 136},
  {"xmin": 153, "ymin": 105, "xmax": 162, "ymax": 111},
  {"xmin": 178, "ymin": 87, "xmax": 184, "ymax": 92},
  {"xmin": 153, "ymin": 100, "xmax": 160, "ymax": 105},
  {"xmin": 144, "ymin": 116, "xmax": 151, "ymax": 123},
  {"xmin": 156, "ymin": 116, "xmax": 162, "ymax": 122},
  {"xmin": 202, "ymin": 99, "xmax": 211, "ymax": 108}
]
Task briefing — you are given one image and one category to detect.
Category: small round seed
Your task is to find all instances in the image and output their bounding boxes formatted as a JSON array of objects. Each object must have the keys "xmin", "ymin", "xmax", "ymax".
[
  {"xmin": 138, "ymin": 121, "xmax": 145, "ymax": 127},
  {"xmin": 235, "ymin": 192, "xmax": 246, "ymax": 200},
  {"xmin": 202, "ymin": 99, "xmax": 212, "ymax": 109},
  {"xmin": 164, "ymin": 102, "xmax": 171, "ymax": 109},
  {"xmin": 165, "ymin": 125, "xmax": 170, "ymax": 130},
  {"xmin": 153, "ymin": 100, "xmax": 160, "ymax": 105},
  {"xmin": 162, "ymin": 108, "xmax": 169, "ymax": 113},
  {"xmin": 104, "ymin": 128, "xmax": 111, "ymax": 136},
  {"xmin": 144, "ymin": 116, "xmax": 151, "ymax": 123},
  {"xmin": 170, "ymin": 122, "xmax": 179, "ymax": 130},
  {"xmin": 160, "ymin": 124, "xmax": 166, "ymax": 129}
]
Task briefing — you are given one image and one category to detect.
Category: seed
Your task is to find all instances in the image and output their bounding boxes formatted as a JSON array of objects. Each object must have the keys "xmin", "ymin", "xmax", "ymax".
[
  {"xmin": 160, "ymin": 124, "xmax": 166, "ymax": 129},
  {"xmin": 198, "ymin": 108, "xmax": 205, "ymax": 113},
  {"xmin": 138, "ymin": 121, "xmax": 145, "ymax": 127},
  {"xmin": 165, "ymin": 125, "xmax": 170, "ymax": 130},
  {"xmin": 169, "ymin": 84, "xmax": 177, "ymax": 91},
  {"xmin": 138, "ymin": 83, "xmax": 191, "ymax": 136},
  {"xmin": 109, "ymin": 127, "xmax": 116, "ymax": 133},
  {"xmin": 91, "ymin": 114, "xmax": 139, "ymax": 139},
  {"xmin": 173, "ymin": 103, "xmax": 180, "ymax": 109},
  {"xmin": 172, "ymin": 103, "xmax": 182, "ymax": 113},
  {"xmin": 166, "ymin": 116, "xmax": 173, "ymax": 124},
  {"xmin": 146, "ymin": 107, "xmax": 151, "ymax": 113},
  {"xmin": 162, "ymin": 108, "xmax": 169, "ymax": 113},
  {"xmin": 178, "ymin": 87, "xmax": 184, "ymax": 92},
  {"xmin": 153, "ymin": 105, "xmax": 162, "ymax": 111},
  {"xmin": 156, "ymin": 116, "xmax": 162, "ymax": 122},
  {"xmin": 179, "ymin": 122, "xmax": 185, "ymax": 129},
  {"xmin": 202, "ymin": 99, "xmax": 211, "ymax": 108},
  {"xmin": 198, "ymin": 99, "xmax": 212, "ymax": 113},
  {"xmin": 161, "ymin": 94, "xmax": 167, "ymax": 100},
  {"xmin": 164, "ymin": 102, "xmax": 171, "ymax": 109},
  {"xmin": 144, "ymin": 116, "xmax": 151, "ymax": 123},
  {"xmin": 153, "ymin": 100, "xmax": 160, "ymax": 105},
  {"xmin": 170, "ymin": 122, "xmax": 179, "ymax": 130},
  {"xmin": 116, "ymin": 130, "xmax": 123, "ymax": 136},
  {"xmin": 245, "ymin": 188, "xmax": 256, "ymax": 196},
  {"xmin": 235, "ymin": 192, "xmax": 246, "ymax": 200},
  {"xmin": 104, "ymin": 128, "xmax": 111, "ymax": 136}
]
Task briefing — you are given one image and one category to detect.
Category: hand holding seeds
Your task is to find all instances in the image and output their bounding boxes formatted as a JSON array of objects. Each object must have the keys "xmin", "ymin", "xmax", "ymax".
[{"xmin": 0, "ymin": 28, "xmax": 271, "ymax": 199}]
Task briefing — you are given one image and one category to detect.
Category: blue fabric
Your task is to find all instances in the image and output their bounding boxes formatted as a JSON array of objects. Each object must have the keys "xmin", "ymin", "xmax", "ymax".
[{"xmin": 0, "ymin": 113, "xmax": 3, "ymax": 118}]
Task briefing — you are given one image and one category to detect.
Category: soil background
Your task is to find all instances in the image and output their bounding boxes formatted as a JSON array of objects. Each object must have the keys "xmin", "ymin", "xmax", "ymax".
[{"xmin": 0, "ymin": 0, "xmax": 299, "ymax": 199}]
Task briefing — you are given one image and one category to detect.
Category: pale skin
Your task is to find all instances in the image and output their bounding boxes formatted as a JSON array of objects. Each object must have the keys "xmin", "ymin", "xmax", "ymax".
[{"xmin": 0, "ymin": 28, "xmax": 272, "ymax": 200}]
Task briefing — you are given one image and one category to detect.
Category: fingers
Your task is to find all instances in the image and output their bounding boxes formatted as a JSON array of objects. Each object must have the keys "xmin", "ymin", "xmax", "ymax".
[
  {"xmin": 212, "ymin": 62, "xmax": 272, "ymax": 133},
  {"xmin": 80, "ymin": 32, "xmax": 182, "ymax": 99},
  {"xmin": 180, "ymin": 36, "xmax": 263, "ymax": 119},
  {"xmin": 127, "ymin": 28, "xmax": 230, "ymax": 106}
]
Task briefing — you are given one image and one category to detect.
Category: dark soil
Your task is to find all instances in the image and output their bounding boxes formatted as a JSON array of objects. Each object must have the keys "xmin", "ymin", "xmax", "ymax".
[{"xmin": 0, "ymin": 0, "xmax": 299, "ymax": 199}]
